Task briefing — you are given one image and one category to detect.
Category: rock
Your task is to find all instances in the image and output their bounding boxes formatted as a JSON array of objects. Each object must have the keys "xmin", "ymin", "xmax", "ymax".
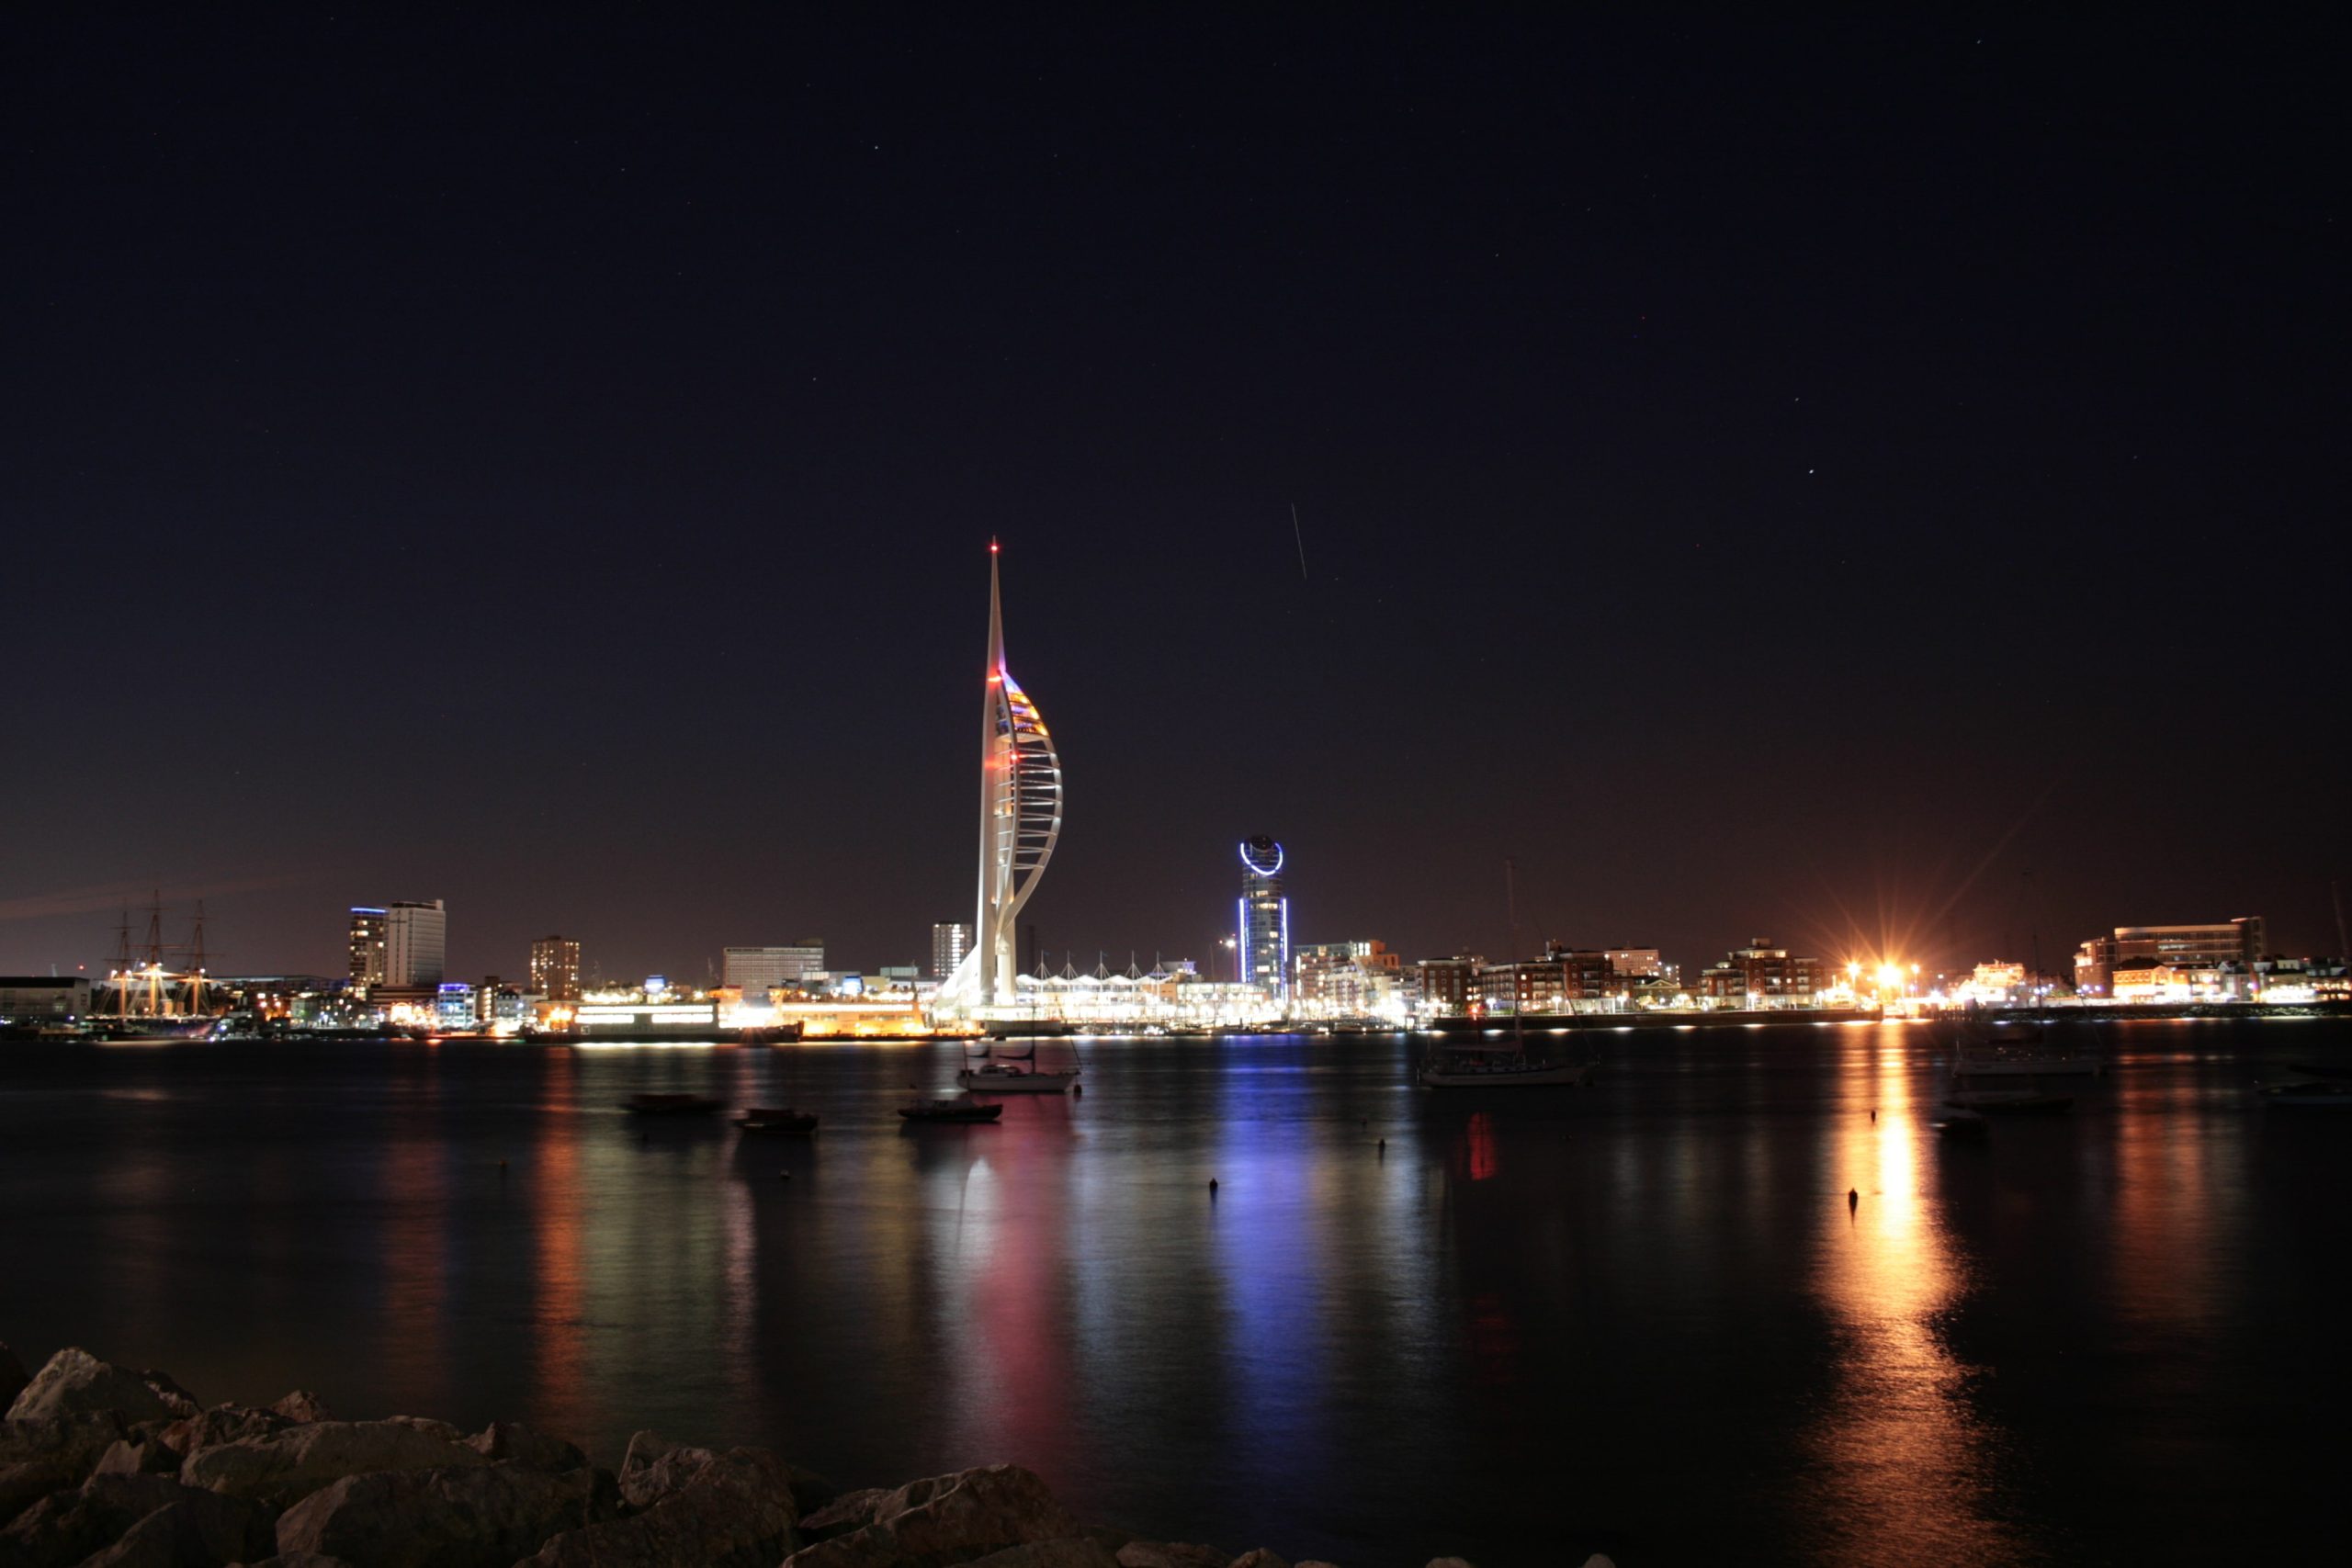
[
  {"xmin": 1227, "ymin": 1553, "xmax": 1289, "ymax": 1568},
  {"xmin": 380, "ymin": 1416, "xmax": 464, "ymax": 1443},
  {"xmin": 0, "ymin": 1347, "xmax": 27, "ymax": 1414},
  {"xmin": 180, "ymin": 1419, "xmax": 485, "ymax": 1508},
  {"xmin": 273, "ymin": 1461, "xmax": 618, "ymax": 1567},
  {"xmin": 71, "ymin": 1483, "xmax": 274, "ymax": 1567},
  {"xmin": 4, "ymin": 1349, "xmax": 193, "ymax": 1426},
  {"xmin": 522, "ymin": 1447, "xmax": 798, "ymax": 1568},
  {"xmin": 92, "ymin": 1438, "xmax": 182, "ymax": 1477},
  {"xmin": 243, "ymin": 1556, "xmax": 360, "ymax": 1567},
  {"xmin": 0, "ymin": 1412, "xmax": 128, "ymax": 1483},
  {"xmin": 1579, "ymin": 1557, "xmax": 1615, "ymax": 1568},
  {"xmin": 1117, "ymin": 1545, "xmax": 1227, "ymax": 1568},
  {"xmin": 616, "ymin": 1429, "xmax": 718, "ymax": 1508},
  {"xmin": 1, "ymin": 1472, "xmax": 251, "ymax": 1567},
  {"xmin": 158, "ymin": 1404, "xmax": 289, "ymax": 1459},
  {"xmin": 783, "ymin": 1463, "xmax": 1076, "ymax": 1568},
  {"xmin": 0, "ymin": 1460, "xmax": 74, "ymax": 1527},
  {"xmin": 463, "ymin": 1421, "xmax": 587, "ymax": 1474},
  {"xmin": 1426, "ymin": 1559, "xmax": 1480, "ymax": 1568},
  {"xmin": 797, "ymin": 1486, "xmax": 891, "ymax": 1540},
  {"xmin": 966, "ymin": 1542, "xmax": 1121, "ymax": 1568},
  {"xmin": 269, "ymin": 1391, "xmax": 332, "ymax": 1425}
]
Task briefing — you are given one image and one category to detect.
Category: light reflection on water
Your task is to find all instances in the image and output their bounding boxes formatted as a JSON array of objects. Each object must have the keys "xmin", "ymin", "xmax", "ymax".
[
  {"xmin": 4, "ymin": 1023, "xmax": 2350, "ymax": 1566},
  {"xmin": 1797, "ymin": 1030, "xmax": 2024, "ymax": 1566}
]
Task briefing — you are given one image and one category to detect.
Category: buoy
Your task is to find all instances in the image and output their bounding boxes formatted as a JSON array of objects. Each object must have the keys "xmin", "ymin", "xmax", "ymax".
[
  {"xmin": 1377, "ymin": 1138, "xmax": 1385, "ymax": 1152},
  {"xmin": 497, "ymin": 1159, "xmax": 508, "ymax": 1171},
  {"xmin": 1073, "ymin": 1084, "xmax": 1082, "ymax": 1097},
  {"xmin": 1870, "ymin": 1108, "xmax": 1877, "ymax": 1123},
  {"xmin": 1208, "ymin": 1178, "xmax": 1219, "ymax": 1195},
  {"xmin": 779, "ymin": 1170, "xmax": 792, "ymax": 1181},
  {"xmin": 1848, "ymin": 1188, "xmax": 1860, "ymax": 1211}
]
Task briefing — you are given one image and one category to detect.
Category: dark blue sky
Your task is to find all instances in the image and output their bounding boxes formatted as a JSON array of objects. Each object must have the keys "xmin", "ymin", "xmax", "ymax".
[{"xmin": 4, "ymin": 9, "xmax": 2343, "ymax": 982}]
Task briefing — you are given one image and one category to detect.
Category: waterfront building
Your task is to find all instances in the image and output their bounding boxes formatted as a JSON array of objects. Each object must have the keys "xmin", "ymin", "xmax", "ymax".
[
  {"xmin": 1962, "ymin": 961, "xmax": 2029, "ymax": 1004},
  {"xmin": 0, "ymin": 976, "xmax": 91, "ymax": 1021},
  {"xmin": 1415, "ymin": 955, "xmax": 1484, "ymax": 1015},
  {"xmin": 1605, "ymin": 948, "xmax": 1665, "ymax": 980},
  {"xmin": 347, "ymin": 908, "xmax": 387, "ymax": 991},
  {"xmin": 1476, "ymin": 944, "xmax": 1618, "ymax": 1014},
  {"xmin": 932, "ymin": 921, "xmax": 973, "ymax": 979},
  {"xmin": 723, "ymin": 943, "xmax": 825, "ymax": 998},
  {"xmin": 528, "ymin": 936, "xmax": 582, "ymax": 1002},
  {"xmin": 937, "ymin": 543, "xmax": 1064, "ymax": 1013},
  {"xmin": 2073, "ymin": 917, "xmax": 2265, "ymax": 997},
  {"xmin": 1696, "ymin": 938, "xmax": 1833, "ymax": 1007},
  {"xmin": 383, "ymin": 900, "xmax": 446, "ymax": 988},
  {"xmin": 1238, "ymin": 837, "xmax": 1290, "ymax": 1006},
  {"xmin": 1295, "ymin": 940, "xmax": 1405, "ymax": 1017}
]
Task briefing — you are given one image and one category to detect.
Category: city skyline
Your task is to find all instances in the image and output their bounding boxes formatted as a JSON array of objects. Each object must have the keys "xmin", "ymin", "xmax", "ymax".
[{"xmin": 5, "ymin": 12, "xmax": 2342, "ymax": 981}]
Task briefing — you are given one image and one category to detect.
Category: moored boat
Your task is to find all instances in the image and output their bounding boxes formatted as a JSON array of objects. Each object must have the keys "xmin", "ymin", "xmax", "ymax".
[
  {"xmin": 734, "ymin": 1106, "xmax": 820, "ymax": 1133},
  {"xmin": 898, "ymin": 1097, "xmax": 1004, "ymax": 1123},
  {"xmin": 956, "ymin": 1042, "xmax": 1079, "ymax": 1093},
  {"xmin": 621, "ymin": 1092, "xmax": 725, "ymax": 1115},
  {"xmin": 1419, "ymin": 1048, "xmax": 1593, "ymax": 1088}
]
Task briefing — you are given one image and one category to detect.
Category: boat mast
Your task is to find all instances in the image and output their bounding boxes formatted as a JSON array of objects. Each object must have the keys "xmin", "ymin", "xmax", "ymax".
[{"xmin": 1506, "ymin": 857, "xmax": 1523, "ymax": 1049}]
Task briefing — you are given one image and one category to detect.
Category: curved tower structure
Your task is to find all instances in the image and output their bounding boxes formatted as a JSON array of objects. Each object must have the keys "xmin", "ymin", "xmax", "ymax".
[
  {"xmin": 1238, "ymin": 836, "xmax": 1289, "ymax": 1005},
  {"xmin": 942, "ymin": 542, "xmax": 1063, "ymax": 1011}
]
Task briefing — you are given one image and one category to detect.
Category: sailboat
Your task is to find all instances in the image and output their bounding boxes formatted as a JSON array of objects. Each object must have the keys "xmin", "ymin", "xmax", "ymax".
[
  {"xmin": 956, "ymin": 1039, "xmax": 1080, "ymax": 1094},
  {"xmin": 1419, "ymin": 859, "xmax": 1594, "ymax": 1088}
]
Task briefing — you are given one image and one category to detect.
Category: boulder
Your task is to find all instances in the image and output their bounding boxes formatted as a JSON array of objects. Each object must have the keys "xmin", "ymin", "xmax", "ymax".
[
  {"xmin": 966, "ymin": 1543, "xmax": 1121, "ymax": 1568},
  {"xmin": 1117, "ymin": 1545, "xmax": 1228, "ymax": 1568},
  {"xmin": 782, "ymin": 1464, "xmax": 1076, "ymax": 1568},
  {"xmin": 158, "ymin": 1404, "xmax": 289, "ymax": 1458},
  {"xmin": 4, "ymin": 1350, "xmax": 193, "ymax": 1426},
  {"xmin": 1, "ymin": 1472, "xmax": 256, "ymax": 1567},
  {"xmin": 243, "ymin": 1556, "xmax": 360, "ymax": 1567},
  {"xmin": 380, "ymin": 1416, "xmax": 464, "ymax": 1443},
  {"xmin": 615, "ymin": 1430, "xmax": 718, "ymax": 1509},
  {"xmin": 180, "ymin": 1419, "xmax": 485, "ymax": 1508},
  {"xmin": 269, "ymin": 1391, "xmax": 332, "ymax": 1425},
  {"xmin": 797, "ymin": 1486, "xmax": 891, "ymax": 1540},
  {"xmin": 273, "ymin": 1461, "xmax": 618, "ymax": 1567},
  {"xmin": 71, "ymin": 1483, "xmax": 274, "ymax": 1567},
  {"xmin": 0, "ymin": 1461, "xmax": 75, "ymax": 1527},
  {"xmin": 1426, "ymin": 1560, "xmax": 1480, "ymax": 1568},
  {"xmin": 0, "ymin": 1412, "xmax": 127, "ymax": 1482},
  {"xmin": 0, "ymin": 1347, "xmax": 26, "ymax": 1413},
  {"xmin": 92, "ymin": 1438, "xmax": 182, "ymax": 1477},
  {"xmin": 463, "ymin": 1421, "xmax": 587, "ymax": 1474},
  {"xmin": 1227, "ymin": 1553, "xmax": 1289, "ymax": 1568},
  {"xmin": 522, "ymin": 1447, "xmax": 798, "ymax": 1568}
]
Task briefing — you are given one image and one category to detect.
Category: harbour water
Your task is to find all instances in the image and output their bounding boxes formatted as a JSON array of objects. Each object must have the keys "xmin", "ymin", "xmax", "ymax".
[{"xmin": 3, "ymin": 1021, "xmax": 2348, "ymax": 1565}]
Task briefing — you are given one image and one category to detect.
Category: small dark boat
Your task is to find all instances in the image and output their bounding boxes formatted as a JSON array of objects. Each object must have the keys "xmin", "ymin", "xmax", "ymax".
[
  {"xmin": 897, "ymin": 1098, "xmax": 1003, "ymax": 1124},
  {"xmin": 622, "ymin": 1092, "xmax": 725, "ymax": 1116},
  {"xmin": 1944, "ymin": 1089, "xmax": 2073, "ymax": 1114},
  {"xmin": 734, "ymin": 1106, "xmax": 820, "ymax": 1134},
  {"xmin": 1934, "ymin": 1108, "xmax": 1990, "ymax": 1140},
  {"xmin": 2259, "ymin": 1080, "xmax": 2352, "ymax": 1108}
]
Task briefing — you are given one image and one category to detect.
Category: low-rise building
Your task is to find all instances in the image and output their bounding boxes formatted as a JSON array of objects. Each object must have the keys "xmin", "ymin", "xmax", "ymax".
[
  {"xmin": 1696, "ymin": 938, "xmax": 1833, "ymax": 1007},
  {"xmin": 0, "ymin": 976, "xmax": 92, "ymax": 1021},
  {"xmin": 2074, "ymin": 918, "xmax": 2263, "ymax": 997}
]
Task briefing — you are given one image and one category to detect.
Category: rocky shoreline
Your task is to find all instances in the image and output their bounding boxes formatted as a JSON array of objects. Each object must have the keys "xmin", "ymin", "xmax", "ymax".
[{"xmin": 3, "ymin": 1342, "xmax": 1600, "ymax": 1568}]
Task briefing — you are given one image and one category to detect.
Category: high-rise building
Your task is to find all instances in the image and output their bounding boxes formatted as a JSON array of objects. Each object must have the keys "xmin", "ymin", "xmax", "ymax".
[
  {"xmin": 932, "ymin": 921, "xmax": 973, "ymax": 980},
  {"xmin": 724, "ymin": 943, "xmax": 826, "ymax": 998},
  {"xmin": 383, "ymin": 900, "xmax": 447, "ymax": 987},
  {"xmin": 347, "ymin": 908, "xmax": 388, "ymax": 991},
  {"xmin": 938, "ymin": 542, "xmax": 1063, "ymax": 1012},
  {"xmin": 1238, "ymin": 836, "xmax": 1290, "ymax": 1004},
  {"xmin": 529, "ymin": 936, "xmax": 582, "ymax": 1001}
]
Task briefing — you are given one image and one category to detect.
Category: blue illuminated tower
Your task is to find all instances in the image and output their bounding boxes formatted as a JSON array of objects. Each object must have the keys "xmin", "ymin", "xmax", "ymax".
[{"xmin": 1238, "ymin": 836, "xmax": 1289, "ymax": 1004}]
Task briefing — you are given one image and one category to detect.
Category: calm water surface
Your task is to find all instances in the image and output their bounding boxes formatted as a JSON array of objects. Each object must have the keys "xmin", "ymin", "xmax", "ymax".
[{"xmin": 5, "ymin": 1021, "xmax": 2350, "ymax": 1565}]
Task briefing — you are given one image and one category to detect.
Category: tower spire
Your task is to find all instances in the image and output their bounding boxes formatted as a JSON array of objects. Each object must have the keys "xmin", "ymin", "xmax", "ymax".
[{"xmin": 941, "ymin": 539, "xmax": 1064, "ymax": 1013}]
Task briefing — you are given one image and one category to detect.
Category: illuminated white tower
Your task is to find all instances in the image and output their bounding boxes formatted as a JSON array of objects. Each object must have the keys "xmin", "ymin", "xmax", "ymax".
[{"xmin": 941, "ymin": 541, "xmax": 1063, "ymax": 1011}]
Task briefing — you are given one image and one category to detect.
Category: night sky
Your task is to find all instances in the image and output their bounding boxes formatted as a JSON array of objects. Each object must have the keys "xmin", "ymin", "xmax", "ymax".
[{"xmin": 6, "ymin": 10, "xmax": 2344, "ymax": 984}]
